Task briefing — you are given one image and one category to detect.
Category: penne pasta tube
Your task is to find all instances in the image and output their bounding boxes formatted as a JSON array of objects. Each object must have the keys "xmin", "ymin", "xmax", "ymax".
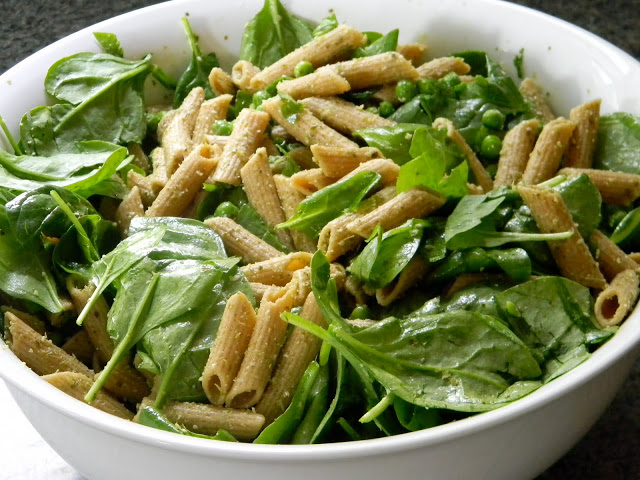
[
  {"xmin": 347, "ymin": 188, "xmax": 446, "ymax": 239},
  {"xmin": 161, "ymin": 401, "xmax": 265, "ymax": 441},
  {"xmin": 225, "ymin": 286, "xmax": 295, "ymax": 409},
  {"xmin": 564, "ymin": 99, "xmax": 601, "ymax": 169},
  {"xmin": 202, "ymin": 293, "xmax": 257, "ymax": 406},
  {"xmin": 149, "ymin": 147, "xmax": 169, "ymax": 194},
  {"xmin": 146, "ymin": 144, "xmax": 217, "ymax": 217},
  {"xmin": 290, "ymin": 168, "xmax": 334, "ymax": 196},
  {"xmin": 494, "ymin": 119, "xmax": 541, "ymax": 187},
  {"xmin": 558, "ymin": 168, "xmax": 640, "ymax": 206},
  {"xmin": 372, "ymin": 84, "xmax": 398, "ymax": 104},
  {"xmin": 300, "ymin": 96, "xmax": 395, "ymax": 135},
  {"xmin": 231, "ymin": 60, "xmax": 261, "ymax": 92},
  {"xmin": 344, "ymin": 274, "xmax": 370, "ymax": 305},
  {"xmin": 255, "ymin": 292, "xmax": 326, "ymax": 424},
  {"xmin": 276, "ymin": 69, "xmax": 351, "ymax": 99},
  {"xmin": 210, "ymin": 108, "xmax": 271, "ymax": 185},
  {"xmin": 250, "ymin": 282, "xmax": 271, "ymax": 302},
  {"xmin": 273, "ymin": 175, "xmax": 318, "ymax": 253},
  {"xmin": 261, "ymin": 96, "xmax": 358, "ymax": 149},
  {"xmin": 594, "ymin": 269, "xmax": 640, "ymax": 327},
  {"xmin": 433, "ymin": 117, "xmax": 493, "ymax": 192},
  {"xmin": 61, "ymin": 329, "xmax": 95, "ymax": 366},
  {"xmin": 44, "ymin": 372, "xmax": 133, "ymax": 420},
  {"xmin": 396, "ymin": 43, "xmax": 428, "ymax": 65},
  {"xmin": 376, "ymin": 257, "xmax": 428, "ymax": 306},
  {"xmin": 342, "ymin": 158, "xmax": 400, "ymax": 186},
  {"xmin": 240, "ymin": 148, "xmax": 294, "ymax": 249},
  {"xmin": 522, "ymin": 117, "xmax": 576, "ymax": 185},
  {"xmin": 100, "ymin": 360, "xmax": 151, "ymax": 405},
  {"xmin": 5, "ymin": 312, "xmax": 93, "ymax": 377},
  {"xmin": 204, "ymin": 216, "xmax": 284, "ymax": 264},
  {"xmin": 126, "ymin": 170, "xmax": 156, "ymax": 207},
  {"xmin": 590, "ymin": 229, "xmax": 640, "ymax": 282},
  {"xmin": 287, "ymin": 146, "xmax": 317, "ymax": 170},
  {"xmin": 192, "ymin": 94, "xmax": 234, "ymax": 144},
  {"xmin": 312, "ymin": 144, "xmax": 384, "ymax": 178},
  {"xmin": 208, "ymin": 67, "xmax": 236, "ymax": 96},
  {"xmin": 114, "ymin": 186, "xmax": 145, "ymax": 236},
  {"xmin": 416, "ymin": 56, "xmax": 471, "ymax": 78},
  {"xmin": 241, "ymin": 252, "xmax": 313, "ymax": 286},
  {"xmin": 1, "ymin": 306, "xmax": 45, "ymax": 335},
  {"xmin": 250, "ymin": 25, "xmax": 367, "ymax": 90},
  {"xmin": 325, "ymin": 51, "xmax": 419, "ymax": 90},
  {"xmin": 519, "ymin": 78, "xmax": 556, "ymax": 123},
  {"xmin": 127, "ymin": 143, "xmax": 151, "ymax": 173},
  {"xmin": 517, "ymin": 185, "xmax": 606, "ymax": 289}
]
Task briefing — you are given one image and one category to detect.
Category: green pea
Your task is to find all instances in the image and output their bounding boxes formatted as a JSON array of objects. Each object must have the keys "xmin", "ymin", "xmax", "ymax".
[
  {"xmin": 395, "ymin": 79, "xmax": 418, "ymax": 103},
  {"xmin": 214, "ymin": 201, "xmax": 239, "ymax": 218},
  {"xmin": 378, "ymin": 101, "xmax": 396, "ymax": 118},
  {"xmin": 453, "ymin": 82, "xmax": 468, "ymax": 97},
  {"xmin": 482, "ymin": 109, "xmax": 506, "ymax": 130},
  {"xmin": 365, "ymin": 106, "xmax": 379, "ymax": 115},
  {"xmin": 266, "ymin": 76, "xmax": 293, "ymax": 96},
  {"xmin": 212, "ymin": 120, "xmax": 233, "ymax": 136},
  {"xmin": 480, "ymin": 134, "xmax": 503, "ymax": 159},
  {"xmin": 252, "ymin": 90, "xmax": 272, "ymax": 108},
  {"xmin": 417, "ymin": 77, "xmax": 437, "ymax": 94},
  {"xmin": 442, "ymin": 72, "xmax": 461, "ymax": 88},
  {"xmin": 294, "ymin": 60, "xmax": 314, "ymax": 78},
  {"xmin": 350, "ymin": 305, "xmax": 371, "ymax": 320}
]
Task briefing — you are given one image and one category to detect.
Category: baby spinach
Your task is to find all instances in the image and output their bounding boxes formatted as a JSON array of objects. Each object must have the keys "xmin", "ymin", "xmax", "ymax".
[
  {"xmin": 291, "ymin": 362, "xmax": 331, "ymax": 444},
  {"xmin": 354, "ymin": 29, "xmax": 399, "ymax": 58},
  {"xmin": 391, "ymin": 96, "xmax": 432, "ymax": 124},
  {"xmin": 430, "ymin": 247, "xmax": 531, "ymax": 283},
  {"xmin": 137, "ymin": 406, "xmax": 237, "ymax": 441},
  {"xmin": 354, "ymin": 124, "xmax": 423, "ymax": 165},
  {"xmin": 593, "ymin": 113, "xmax": 640, "ymax": 174},
  {"xmin": 93, "ymin": 32, "xmax": 124, "ymax": 57},
  {"xmin": 312, "ymin": 13, "xmax": 338, "ymax": 37},
  {"xmin": 396, "ymin": 127, "xmax": 468, "ymax": 198},
  {"xmin": 349, "ymin": 219, "xmax": 430, "ymax": 288},
  {"xmin": 611, "ymin": 205, "xmax": 640, "ymax": 250},
  {"xmin": 278, "ymin": 170, "xmax": 382, "ymax": 238},
  {"xmin": 239, "ymin": 0, "xmax": 314, "ymax": 69},
  {"xmin": 393, "ymin": 398, "xmax": 441, "ymax": 432},
  {"xmin": 173, "ymin": 17, "xmax": 220, "ymax": 108}
]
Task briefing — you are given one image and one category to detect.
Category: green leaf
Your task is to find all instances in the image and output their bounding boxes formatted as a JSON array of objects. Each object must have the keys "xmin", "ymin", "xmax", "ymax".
[
  {"xmin": 430, "ymin": 247, "xmax": 531, "ymax": 283},
  {"xmin": 593, "ymin": 113, "xmax": 640, "ymax": 174},
  {"xmin": 279, "ymin": 94, "xmax": 304, "ymax": 124},
  {"xmin": 291, "ymin": 361, "xmax": 331, "ymax": 444},
  {"xmin": 137, "ymin": 406, "xmax": 237, "ymax": 441},
  {"xmin": 312, "ymin": 13, "xmax": 338, "ymax": 37},
  {"xmin": 354, "ymin": 124, "xmax": 424, "ymax": 165},
  {"xmin": 513, "ymin": 48, "xmax": 525, "ymax": 79},
  {"xmin": 278, "ymin": 171, "xmax": 382, "ymax": 238},
  {"xmin": 546, "ymin": 174, "xmax": 602, "ymax": 239},
  {"xmin": 173, "ymin": 17, "xmax": 220, "ymax": 108},
  {"xmin": 354, "ymin": 29, "xmax": 398, "ymax": 58},
  {"xmin": 239, "ymin": 0, "xmax": 314, "ymax": 69},
  {"xmin": 611, "ymin": 205, "xmax": 640, "ymax": 250},
  {"xmin": 93, "ymin": 32, "xmax": 124, "ymax": 57}
]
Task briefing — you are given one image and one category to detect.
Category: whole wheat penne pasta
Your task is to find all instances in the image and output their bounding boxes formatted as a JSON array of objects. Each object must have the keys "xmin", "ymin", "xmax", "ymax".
[
  {"xmin": 208, "ymin": 67, "xmax": 236, "ymax": 96},
  {"xmin": 256, "ymin": 292, "xmax": 326, "ymax": 424},
  {"xmin": 594, "ymin": 269, "xmax": 640, "ymax": 327},
  {"xmin": 241, "ymin": 252, "xmax": 313, "ymax": 286},
  {"xmin": 232, "ymin": 60, "xmax": 262, "ymax": 92},
  {"xmin": 344, "ymin": 274, "xmax": 370, "ymax": 305},
  {"xmin": 99, "ymin": 359, "xmax": 151, "ymax": 405},
  {"xmin": 590, "ymin": 229, "xmax": 640, "ymax": 281},
  {"xmin": 273, "ymin": 175, "xmax": 318, "ymax": 253},
  {"xmin": 494, "ymin": 119, "xmax": 541, "ymax": 187},
  {"xmin": 564, "ymin": 99, "xmax": 601, "ymax": 168},
  {"xmin": 127, "ymin": 143, "xmax": 151, "ymax": 173},
  {"xmin": 312, "ymin": 144, "xmax": 383, "ymax": 178},
  {"xmin": 202, "ymin": 293, "xmax": 257, "ymax": 406},
  {"xmin": 225, "ymin": 286, "xmax": 295, "ymax": 409},
  {"xmin": 344, "ymin": 157, "xmax": 401, "ymax": 186},
  {"xmin": 161, "ymin": 87, "xmax": 206, "ymax": 174},
  {"xmin": 192, "ymin": 94, "xmax": 234, "ymax": 144},
  {"xmin": 518, "ymin": 185, "xmax": 606, "ymax": 289},
  {"xmin": 396, "ymin": 43, "xmax": 428, "ymax": 65},
  {"xmin": 372, "ymin": 84, "xmax": 398, "ymax": 104},
  {"xmin": 1, "ymin": 306, "xmax": 45, "ymax": 335},
  {"xmin": 558, "ymin": 168, "xmax": 640, "ymax": 206},
  {"xmin": 522, "ymin": 117, "xmax": 576, "ymax": 185},
  {"xmin": 240, "ymin": 148, "xmax": 294, "ymax": 250},
  {"xmin": 44, "ymin": 372, "xmax": 133, "ymax": 420},
  {"xmin": 45, "ymin": 295, "xmax": 75, "ymax": 328},
  {"xmin": 433, "ymin": 117, "xmax": 493, "ymax": 192},
  {"xmin": 250, "ymin": 282, "xmax": 271, "ymax": 302},
  {"xmin": 5, "ymin": 312, "xmax": 93, "ymax": 377},
  {"xmin": 161, "ymin": 401, "xmax": 265, "ymax": 441},
  {"xmin": 204, "ymin": 134, "xmax": 230, "ymax": 149},
  {"xmin": 300, "ymin": 96, "xmax": 395, "ymax": 135},
  {"xmin": 149, "ymin": 147, "xmax": 169, "ymax": 194},
  {"xmin": 630, "ymin": 252, "xmax": 640, "ymax": 266},
  {"xmin": 126, "ymin": 170, "xmax": 156, "ymax": 207},
  {"xmin": 210, "ymin": 108, "xmax": 271, "ymax": 185},
  {"xmin": 250, "ymin": 25, "xmax": 367, "ymax": 90},
  {"xmin": 287, "ymin": 146, "xmax": 317, "ymax": 170},
  {"xmin": 347, "ymin": 188, "xmax": 446, "ymax": 239},
  {"xmin": 61, "ymin": 329, "xmax": 94, "ymax": 365},
  {"xmin": 519, "ymin": 78, "xmax": 555, "ymax": 123},
  {"xmin": 376, "ymin": 257, "xmax": 429, "ymax": 306},
  {"xmin": 261, "ymin": 96, "xmax": 358, "ymax": 149},
  {"xmin": 416, "ymin": 56, "xmax": 471, "ymax": 78},
  {"xmin": 277, "ymin": 69, "xmax": 351, "ymax": 99},
  {"xmin": 204, "ymin": 216, "xmax": 284, "ymax": 264},
  {"xmin": 115, "ymin": 186, "xmax": 145, "ymax": 236},
  {"xmin": 146, "ymin": 144, "xmax": 217, "ymax": 217},
  {"xmin": 290, "ymin": 168, "xmax": 334, "ymax": 196},
  {"xmin": 325, "ymin": 51, "xmax": 419, "ymax": 90},
  {"xmin": 156, "ymin": 109, "xmax": 177, "ymax": 144}
]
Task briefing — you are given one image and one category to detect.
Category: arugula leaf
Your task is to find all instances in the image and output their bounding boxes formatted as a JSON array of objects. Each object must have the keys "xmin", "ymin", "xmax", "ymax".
[
  {"xmin": 593, "ymin": 113, "xmax": 640, "ymax": 174},
  {"xmin": 354, "ymin": 124, "xmax": 424, "ymax": 165},
  {"xmin": 350, "ymin": 219, "xmax": 430, "ymax": 288},
  {"xmin": 396, "ymin": 127, "xmax": 468, "ymax": 198},
  {"xmin": 93, "ymin": 32, "xmax": 124, "ymax": 57},
  {"xmin": 312, "ymin": 13, "xmax": 338, "ymax": 37},
  {"xmin": 354, "ymin": 29, "xmax": 399, "ymax": 58},
  {"xmin": 278, "ymin": 171, "xmax": 382, "ymax": 238},
  {"xmin": 430, "ymin": 247, "xmax": 531, "ymax": 283},
  {"xmin": 239, "ymin": 0, "xmax": 314, "ymax": 69},
  {"xmin": 173, "ymin": 17, "xmax": 220, "ymax": 108}
]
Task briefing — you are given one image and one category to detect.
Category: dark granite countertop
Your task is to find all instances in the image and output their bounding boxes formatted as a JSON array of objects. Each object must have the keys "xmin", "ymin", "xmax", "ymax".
[{"xmin": 1, "ymin": 1, "xmax": 639, "ymax": 479}]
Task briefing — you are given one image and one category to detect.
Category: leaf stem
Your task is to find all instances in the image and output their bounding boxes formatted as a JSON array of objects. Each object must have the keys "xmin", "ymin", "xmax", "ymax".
[
  {"xmin": 0, "ymin": 113, "xmax": 24, "ymax": 155},
  {"xmin": 50, "ymin": 190, "xmax": 99, "ymax": 262},
  {"xmin": 360, "ymin": 392, "xmax": 395, "ymax": 423}
]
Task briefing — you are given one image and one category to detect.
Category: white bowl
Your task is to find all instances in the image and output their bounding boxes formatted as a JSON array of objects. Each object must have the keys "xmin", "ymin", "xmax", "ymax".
[{"xmin": 2, "ymin": 1, "xmax": 640, "ymax": 479}]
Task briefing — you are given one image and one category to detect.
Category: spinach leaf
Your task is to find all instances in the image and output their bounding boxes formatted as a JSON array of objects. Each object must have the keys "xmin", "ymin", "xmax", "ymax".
[
  {"xmin": 137, "ymin": 406, "xmax": 237, "ymax": 441},
  {"xmin": 278, "ymin": 171, "xmax": 382, "ymax": 238},
  {"xmin": 393, "ymin": 398, "xmax": 441, "ymax": 432},
  {"xmin": 349, "ymin": 219, "xmax": 430, "ymax": 288},
  {"xmin": 546, "ymin": 174, "xmax": 602, "ymax": 239},
  {"xmin": 93, "ymin": 32, "xmax": 124, "ymax": 57},
  {"xmin": 593, "ymin": 113, "xmax": 640, "ymax": 174},
  {"xmin": 430, "ymin": 247, "xmax": 531, "ymax": 283},
  {"xmin": 291, "ymin": 361, "xmax": 331, "ymax": 444},
  {"xmin": 396, "ymin": 127, "xmax": 468, "ymax": 198},
  {"xmin": 239, "ymin": 0, "xmax": 314, "ymax": 69},
  {"xmin": 390, "ymin": 96, "xmax": 432, "ymax": 124},
  {"xmin": 513, "ymin": 48, "xmax": 525, "ymax": 79},
  {"xmin": 611, "ymin": 205, "xmax": 640, "ymax": 250},
  {"xmin": 173, "ymin": 17, "xmax": 220, "ymax": 108},
  {"xmin": 312, "ymin": 13, "xmax": 338, "ymax": 37},
  {"xmin": 354, "ymin": 30, "xmax": 399, "ymax": 58},
  {"xmin": 254, "ymin": 362, "xmax": 320, "ymax": 444},
  {"xmin": 495, "ymin": 276, "xmax": 614, "ymax": 380},
  {"xmin": 354, "ymin": 124, "xmax": 424, "ymax": 165}
]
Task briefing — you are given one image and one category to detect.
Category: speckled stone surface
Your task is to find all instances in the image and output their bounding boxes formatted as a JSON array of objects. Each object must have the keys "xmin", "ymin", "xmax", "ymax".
[{"xmin": 1, "ymin": 1, "xmax": 639, "ymax": 479}]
